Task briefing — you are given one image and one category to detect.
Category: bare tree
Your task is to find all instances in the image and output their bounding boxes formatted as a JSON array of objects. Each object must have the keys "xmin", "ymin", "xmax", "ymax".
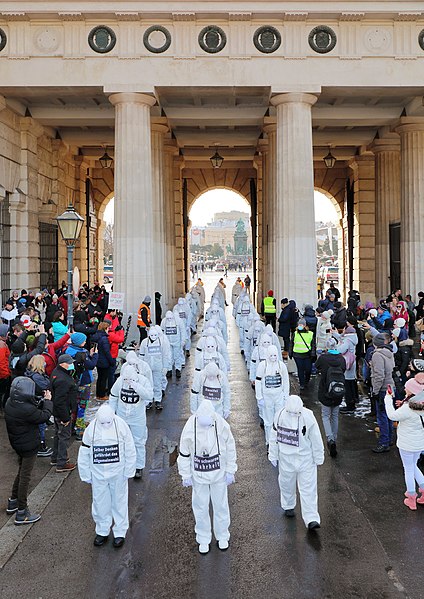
[{"xmin": 104, "ymin": 223, "xmax": 114, "ymax": 262}]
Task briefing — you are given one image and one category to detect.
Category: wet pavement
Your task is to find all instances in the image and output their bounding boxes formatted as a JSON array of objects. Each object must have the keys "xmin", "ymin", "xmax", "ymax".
[{"xmin": 0, "ymin": 272, "xmax": 422, "ymax": 599}]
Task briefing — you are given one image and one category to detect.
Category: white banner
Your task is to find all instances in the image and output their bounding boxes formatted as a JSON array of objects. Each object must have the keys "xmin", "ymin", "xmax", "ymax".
[{"xmin": 108, "ymin": 292, "xmax": 125, "ymax": 310}]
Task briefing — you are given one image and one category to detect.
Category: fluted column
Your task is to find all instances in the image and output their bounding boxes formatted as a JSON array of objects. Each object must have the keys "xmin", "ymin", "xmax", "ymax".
[
  {"xmin": 263, "ymin": 124, "xmax": 276, "ymax": 296},
  {"xmin": 371, "ymin": 137, "xmax": 401, "ymax": 299},
  {"xmin": 151, "ymin": 123, "xmax": 169, "ymax": 307},
  {"xmin": 109, "ymin": 92, "xmax": 156, "ymax": 327},
  {"xmin": 164, "ymin": 141, "xmax": 178, "ymax": 306},
  {"xmin": 396, "ymin": 118, "xmax": 424, "ymax": 298},
  {"xmin": 271, "ymin": 93, "xmax": 317, "ymax": 308}
]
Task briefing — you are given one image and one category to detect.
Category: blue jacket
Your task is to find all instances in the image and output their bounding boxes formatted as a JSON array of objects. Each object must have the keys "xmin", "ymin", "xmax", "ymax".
[
  {"xmin": 91, "ymin": 331, "xmax": 114, "ymax": 368},
  {"xmin": 376, "ymin": 310, "xmax": 391, "ymax": 327},
  {"xmin": 278, "ymin": 301, "xmax": 298, "ymax": 338},
  {"xmin": 64, "ymin": 344, "xmax": 99, "ymax": 385}
]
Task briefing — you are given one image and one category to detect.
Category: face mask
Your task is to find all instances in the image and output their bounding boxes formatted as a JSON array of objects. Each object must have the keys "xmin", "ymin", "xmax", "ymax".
[
  {"xmin": 68, "ymin": 364, "xmax": 75, "ymax": 371},
  {"xmin": 269, "ymin": 353, "xmax": 278, "ymax": 363},
  {"xmin": 298, "ymin": 326, "xmax": 304, "ymax": 331}
]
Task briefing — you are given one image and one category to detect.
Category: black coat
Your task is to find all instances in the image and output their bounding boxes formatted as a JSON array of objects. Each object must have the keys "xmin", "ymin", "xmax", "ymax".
[
  {"xmin": 10, "ymin": 332, "xmax": 47, "ymax": 379},
  {"xmin": 50, "ymin": 365, "xmax": 78, "ymax": 422},
  {"xmin": 315, "ymin": 352, "xmax": 346, "ymax": 406},
  {"xmin": 278, "ymin": 301, "xmax": 298, "ymax": 338},
  {"xmin": 331, "ymin": 307, "xmax": 347, "ymax": 330},
  {"xmin": 5, "ymin": 377, "xmax": 53, "ymax": 457}
]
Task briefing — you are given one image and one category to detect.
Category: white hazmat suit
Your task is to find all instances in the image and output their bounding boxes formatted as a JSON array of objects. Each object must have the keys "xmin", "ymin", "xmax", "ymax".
[
  {"xmin": 249, "ymin": 334, "xmax": 273, "ymax": 382},
  {"xmin": 78, "ymin": 404, "xmax": 136, "ymax": 542},
  {"xmin": 177, "ymin": 400, "xmax": 237, "ymax": 553},
  {"xmin": 255, "ymin": 345, "xmax": 290, "ymax": 443},
  {"xmin": 139, "ymin": 326, "xmax": 171, "ymax": 409},
  {"xmin": 161, "ymin": 310, "xmax": 186, "ymax": 375},
  {"xmin": 268, "ymin": 395, "xmax": 325, "ymax": 528},
  {"xmin": 194, "ymin": 335, "xmax": 227, "ymax": 374},
  {"xmin": 191, "ymin": 361, "xmax": 231, "ymax": 418},
  {"xmin": 109, "ymin": 365, "xmax": 153, "ymax": 474}
]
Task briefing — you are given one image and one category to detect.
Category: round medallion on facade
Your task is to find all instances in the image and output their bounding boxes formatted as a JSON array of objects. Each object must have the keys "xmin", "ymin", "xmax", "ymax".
[
  {"xmin": 34, "ymin": 28, "xmax": 61, "ymax": 53},
  {"xmin": 308, "ymin": 26, "xmax": 337, "ymax": 54},
  {"xmin": 198, "ymin": 26, "xmax": 227, "ymax": 54},
  {"xmin": 143, "ymin": 25, "xmax": 171, "ymax": 54},
  {"xmin": 418, "ymin": 29, "xmax": 424, "ymax": 51},
  {"xmin": 364, "ymin": 28, "xmax": 391, "ymax": 53},
  {"xmin": 253, "ymin": 26, "xmax": 281, "ymax": 54},
  {"xmin": 88, "ymin": 25, "xmax": 116, "ymax": 54},
  {"xmin": 0, "ymin": 28, "xmax": 7, "ymax": 52}
]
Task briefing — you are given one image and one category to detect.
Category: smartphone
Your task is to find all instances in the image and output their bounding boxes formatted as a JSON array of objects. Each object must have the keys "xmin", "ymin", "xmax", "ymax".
[
  {"xmin": 387, "ymin": 384, "xmax": 393, "ymax": 395},
  {"xmin": 91, "ymin": 343, "xmax": 98, "ymax": 351}
]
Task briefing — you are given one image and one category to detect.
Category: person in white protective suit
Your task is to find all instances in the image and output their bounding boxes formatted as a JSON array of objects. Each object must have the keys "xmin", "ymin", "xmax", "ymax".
[
  {"xmin": 161, "ymin": 310, "xmax": 186, "ymax": 378},
  {"xmin": 139, "ymin": 325, "xmax": 171, "ymax": 411},
  {"xmin": 78, "ymin": 404, "xmax": 136, "ymax": 548},
  {"xmin": 205, "ymin": 300, "xmax": 228, "ymax": 343},
  {"xmin": 244, "ymin": 316, "xmax": 265, "ymax": 365},
  {"xmin": 236, "ymin": 298, "xmax": 256, "ymax": 353},
  {"xmin": 255, "ymin": 345, "xmax": 290, "ymax": 444},
  {"xmin": 231, "ymin": 279, "xmax": 243, "ymax": 307},
  {"xmin": 191, "ymin": 361, "xmax": 231, "ymax": 418},
  {"xmin": 192, "ymin": 280, "xmax": 205, "ymax": 318},
  {"xmin": 233, "ymin": 288, "xmax": 247, "ymax": 318},
  {"xmin": 208, "ymin": 316, "xmax": 227, "ymax": 346},
  {"xmin": 249, "ymin": 333, "xmax": 273, "ymax": 383},
  {"xmin": 109, "ymin": 365, "xmax": 153, "ymax": 479},
  {"xmin": 263, "ymin": 323, "xmax": 281, "ymax": 353},
  {"xmin": 268, "ymin": 395, "xmax": 325, "ymax": 530},
  {"xmin": 177, "ymin": 399, "xmax": 237, "ymax": 554},
  {"xmin": 195, "ymin": 335, "xmax": 227, "ymax": 373},
  {"xmin": 186, "ymin": 292, "xmax": 198, "ymax": 334},
  {"xmin": 196, "ymin": 326, "xmax": 230, "ymax": 373},
  {"xmin": 121, "ymin": 350, "xmax": 154, "ymax": 391},
  {"xmin": 211, "ymin": 288, "xmax": 225, "ymax": 311},
  {"xmin": 173, "ymin": 298, "xmax": 192, "ymax": 357}
]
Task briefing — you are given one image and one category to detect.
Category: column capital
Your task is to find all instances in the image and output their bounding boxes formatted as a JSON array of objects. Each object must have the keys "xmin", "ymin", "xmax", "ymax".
[
  {"xmin": 151, "ymin": 123, "xmax": 169, "ymax": 134},
  {"xmin": 164, "ymin": 140, "xmax": 179, "ymax": 155},
  {"xmin": 271, "ymin": 93, "xmax": 318, "ymax": 108},
  {"xmin": 370, "ymin": 136, "xmax": 400, "ymax": 155},
  {"xmin": 263, "ymin": 123, "xmax": 276, "ymax": 135},
  {"xmin": 109, "ymin": 92, "xmax": 156, "ymax": 107},
  {"xmin": 395, "ymin": 116, "xmax": 424, "ymax": 135}
]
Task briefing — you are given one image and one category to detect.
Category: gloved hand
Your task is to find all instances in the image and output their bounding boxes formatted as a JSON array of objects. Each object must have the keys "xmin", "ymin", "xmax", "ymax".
[
  {"xmin": 225, "ymin": 473, "xmax": 235, "ymax": 485},
  {"xmin": 270, "ymin": 460, "xmax": 277, "ymax": 468},
  {"xmin": 223, "ymin": 410, "xmax": 230, "ymax": 419},
  {"xmin": 182, "ymin": 478, "xmax": 192, "ymax": 487},
  {"xmin": 257, "ymin": 399, "xmax": 264, "ymax": 407}
]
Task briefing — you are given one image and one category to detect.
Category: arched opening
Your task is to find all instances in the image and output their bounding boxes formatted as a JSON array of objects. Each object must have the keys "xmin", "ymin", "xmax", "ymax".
[
  {"xmin": 98, "ymin": 194, "xmax": 114, "ymax": 286},
  {"xmin": 314, "ymin": 189, "xmax": 345, "ymax": 301},
  {"xmin": 188, "ymin": 188, "xmax": 253, "ymax": 285}
]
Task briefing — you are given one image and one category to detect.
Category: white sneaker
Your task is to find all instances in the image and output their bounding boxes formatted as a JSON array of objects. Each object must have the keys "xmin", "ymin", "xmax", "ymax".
[
  {"xmin": 198, "ymin": 544, "xmax": 209, "ymax": 554},
  {"xmin": 218, "ymin": 540, "xmax": 229, "ymax": 551}
]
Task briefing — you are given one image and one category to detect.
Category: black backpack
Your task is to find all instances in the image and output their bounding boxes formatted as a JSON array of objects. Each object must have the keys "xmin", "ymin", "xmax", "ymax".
[
  {"xmin": 72, "ymin": 351, "xmax": 87, "ymax": 384},
  {"xmin": 325, "ymin": 365, "xmax": 345, "ymax": 404}
]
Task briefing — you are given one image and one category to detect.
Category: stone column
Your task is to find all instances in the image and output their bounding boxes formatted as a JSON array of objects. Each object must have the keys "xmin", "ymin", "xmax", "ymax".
[
  {"xmin": 270, "ymin": 93, "xmax": 317, "ymax": 308},
  {"xmin": 109, "ymin": 93, "xmax": 156, "ymax": 328},
  {"xmin": 164, "ymin": 141, "xmax": 178, "ymax": 306},
  {"xmin": 371, "ymin": 137, "xmax": 401, "ymax": 299},
  {"xmin": 396, "ymin": 118, "xmax": 424, "ymax": 299},
  {"xmin": 258, "ymin": 139, "xmax": 268, "ymax": 298},
  {"xmin": 349, "ymin": 153, "xmax": 376, "ymax": 302},
  {"xmin": 151, "ymin": 123, "xmax": 169, "ymax": 307},
  {"xmin": 263, "ymin": 124, "xmax": 277, "ymax": 297}
]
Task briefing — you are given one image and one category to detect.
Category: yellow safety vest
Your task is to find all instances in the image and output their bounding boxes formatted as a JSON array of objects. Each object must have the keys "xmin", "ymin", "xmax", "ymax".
[
  {"xmin": 293, "ymin": 331, "xmax": 313, "ymax": 354},
  {"xmin": 263, "ymin": 297, "xmax": 276, "ymax": 314}
]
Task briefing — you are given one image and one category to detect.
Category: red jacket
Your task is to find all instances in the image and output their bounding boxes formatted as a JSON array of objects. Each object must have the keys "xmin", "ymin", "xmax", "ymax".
[
  {"xmin": 42, "ymin": 333, "xmax": 71, "ymax": 376},
  {"xmin": 105, "ymin": 314, "xmax": 124, "ymax": 359},
  {"xmin": 0, "ymin": 340, "xmax": 10, "ymax": 379},
  {"xmin": 58, "ymin": 295, "xmax": 68, "ymax": 319}
]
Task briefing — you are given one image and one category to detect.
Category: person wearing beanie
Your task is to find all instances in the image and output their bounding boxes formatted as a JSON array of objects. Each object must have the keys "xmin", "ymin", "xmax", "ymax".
[
  {"xmin": 315, "ymin": 337, "xmax": 346, "ymax": 457},
  {"xmin": 289, "ymin": 320, "xmax": 315, "ymax": 391},
  {"xmin": 137, "ymin": 296, "xmax": 152, "ymax": 343},
  {"xmin": 261, "ymin": 290, "xmax": 277, "ymax": 331},
  {"xmin": 393, "ymin": 319, "xmax": 414, "ymax": 385},
  {"xmin": 370, "ymin": 333, "xmax": 395, "ymax": 453},
  {"xmin": 384, "ymin": 386, "xmax": 424, "ymax": 510},
  {"xmin": 278, "ymin": 300, "xmax": 298, "ymax": 356},
  {"xmin": 268, "ymin": 395, "xmax": 324, "ymax": 529},
  {"xmin": 50, "ymin": 354, "xmax": 78, "ymax": 472},
  {"xmin": 64, "ymin": 332, "xmax": 99, "ymax": 439}
]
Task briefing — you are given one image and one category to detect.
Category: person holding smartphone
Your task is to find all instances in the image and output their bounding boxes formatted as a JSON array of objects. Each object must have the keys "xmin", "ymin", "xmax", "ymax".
[{"xmin": 370, "ymin": 333, "xmax": 395, "ymax": 453}]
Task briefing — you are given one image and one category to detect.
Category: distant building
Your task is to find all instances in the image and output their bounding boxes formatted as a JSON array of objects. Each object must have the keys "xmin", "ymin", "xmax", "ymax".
[{"xmin": 190, "ymin": 211, "xmax": 252, "ymax": 256}]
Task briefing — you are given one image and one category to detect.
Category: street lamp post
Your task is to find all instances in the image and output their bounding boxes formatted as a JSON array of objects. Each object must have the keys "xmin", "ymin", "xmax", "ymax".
[{"xmin": 56, "ymin": 205, "xmax": 84, "ymax": 328}]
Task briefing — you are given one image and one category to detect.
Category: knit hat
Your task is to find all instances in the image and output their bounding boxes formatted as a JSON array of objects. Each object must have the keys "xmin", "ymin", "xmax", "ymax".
[
  {"xmin": 0, "ymin": 324, "xmax": 9, "ymax": 337},
  {"xmin": 326, "ymin": 337, "xmax": 337, "ymax": 350},
  {"xmin": 143, "ymin": 295, "xmax": 151, "ymax": 304},
  {"xmin": 373, "ymin": 333, "xmax": 389, "ymax": 348},
  {"xmin": 412, "ymin": 359, "xmax": 424, "ymax": 373},
  {"xmin": 52, "ymin": 294, "xmax": 58, "ymax": 300},
  {"xmin": 281, "ymin": 298, "xmax": 288, "ymax": 305},
  {"xmin": 11, "ymin": 338, "xmax": 26, "ymax": 355},
  {"xmin": 20, "ymin": 315, "xmax": 32, "ymax": 329},
  {"xmin": 268, "ymin": 290, "xmax": 274, "ymax": 296},
  {"xmin": 405, "ymin": 378, "xmax": 424, "ymax": 397},
  {"xmin": 58, "ymin": 354, "xmax": 74, "ymax": 365},
  {"xmin": 321, "ymin": 311, "xmax": 331, "ymax": 320},
  {"xmin": 71, "ymin": 332, "xmax": 87, "ymax": 346},
  {"xmin": 394, "ymin": 317, "xmax": 406, "ymax": 328},
  {"xmin": 298, "ymin": 319, "xmax": 306, "ymax": 326},
  {"xmin": 368, "ymin": 308, "xmax": 378, "ymax": 318}
]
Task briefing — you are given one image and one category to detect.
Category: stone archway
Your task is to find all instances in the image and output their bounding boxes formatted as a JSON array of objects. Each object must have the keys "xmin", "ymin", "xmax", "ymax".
[{"xmin": 89, "ymin": 167, "xmax": 114, "ymax": 284}]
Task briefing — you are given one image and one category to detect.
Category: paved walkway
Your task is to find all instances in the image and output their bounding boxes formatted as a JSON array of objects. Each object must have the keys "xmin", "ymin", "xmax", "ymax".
[{"xmin": 0, "ymin": 274, "xmax": 420, "ymax": 598}]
